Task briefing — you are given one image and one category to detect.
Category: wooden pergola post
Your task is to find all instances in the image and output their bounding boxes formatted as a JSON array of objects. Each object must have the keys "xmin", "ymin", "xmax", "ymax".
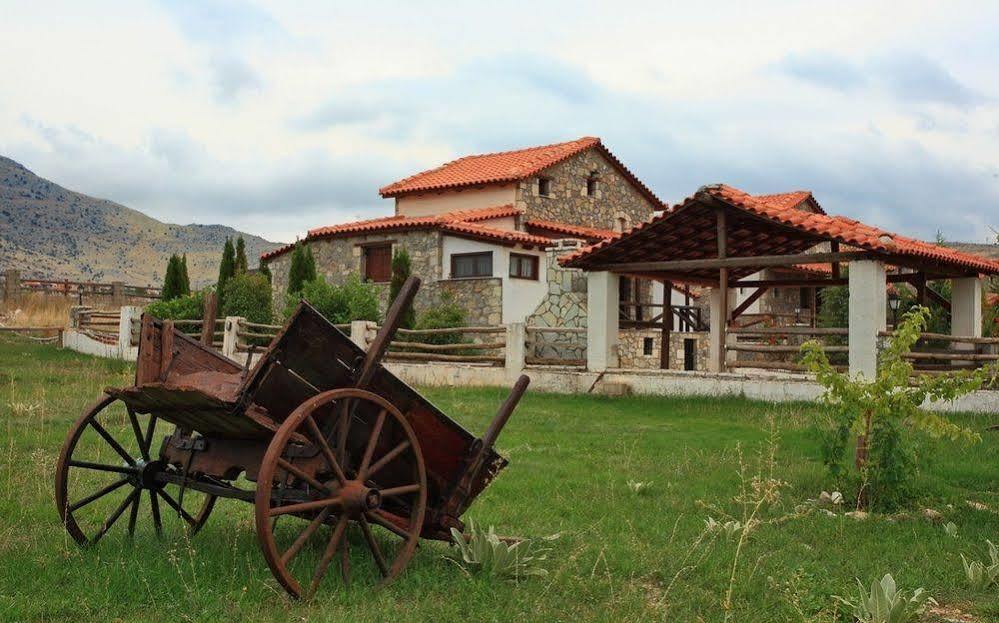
[
  {"xmin": 660, "ymin": 279, "xmax": 672, "ymax": 370},
  {"xmin": 710, "ymin": 208, "xmax": 729, "ymax": 372}
]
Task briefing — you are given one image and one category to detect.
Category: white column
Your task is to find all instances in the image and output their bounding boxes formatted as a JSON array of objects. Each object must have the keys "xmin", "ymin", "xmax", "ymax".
[
  {"xmin": 951, "ymin": 277, "xmax": 983, "ymax": 352},
  {"xmin": 350, "ymin": 320, "xmax": 370, "ymax": 350},
  {"xmin": 848, "ymin": 260, "xmax": 886, "ymax": 379},
  {"xmin": 586, "ymin": 271, "xmax": 619, "ymax": 371},
  {"xmin": 118, "ymin": 306, "xmax": 141, "ymax": 351},
  {"xmin": 505, "ymin": 322, "xmax": 526, "ymax": 380},
  {"xmin": 222, "ymin": 316, "xmax": 244, "ymax": 360}
]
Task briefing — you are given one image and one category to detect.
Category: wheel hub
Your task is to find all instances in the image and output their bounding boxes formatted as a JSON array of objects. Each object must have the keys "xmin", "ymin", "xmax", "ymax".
[
  {"xmin": 339, "ymin": 480, "xmax": 381, "ymax": 514},
  {"xmin": 137, "ymin": 459, "xmax": 166, "ymax": 489}
]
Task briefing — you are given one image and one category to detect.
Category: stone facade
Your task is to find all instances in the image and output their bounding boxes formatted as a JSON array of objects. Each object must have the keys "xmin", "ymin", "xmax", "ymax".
[
  {"xmin": 515, "ymin": 149, "xmax": 658, "ymax": 231},
  {"xmin": 617, "ymin": 329, "xmax": 709, "ymax": 371},
  {"xmin": 435, "ymin": 277, "xmax": 503, "ymax": 326},
  {"xmin": 525, "ymin": 241, "xmax": 588, "ymax": 360}
]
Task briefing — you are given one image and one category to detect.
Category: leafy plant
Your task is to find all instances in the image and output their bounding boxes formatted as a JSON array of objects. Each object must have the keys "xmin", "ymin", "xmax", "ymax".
[
  {"xmin": 221, "ymin": 273, "xmax": 273, "ymax": 324},
  {"xmin": 160, "ymin": 253, "xmax": 190, "ymax": 301},
  {"xmin": 285, "ymin": 274, "xmax": 379, "ymax": 324},
  {"xmin": 834, "ymin": 574, "xmax": 936, "ymax": 623},
  {"xmin": 943, "ymin": 521, "xmax": 958, "ymax": 538},
  {"xmin": 801, "ymin": 306, "xmax": 993, "ymax": 509},
  {"xmin": 413, "ymin": 292, "xmax": 468, "ymax": 345},
  {"xmin": 389, "ymin": 248, "xmax": 415, "ymax": 329},
  {"xmin": 216, "ymin": 237, "xmax": 236, "ymax": 309},
  {"xmin": 145, "ymin": 290, "xmax": 205, "ymax": 320},
  {"xmin": 448, "ymin": 522, "xmax": 551, "ymax": 581},
  {"xmin": 286, "ymin": 243, "xmax": 316, "ymax": 295},
  {"xmin": 960, "ymin": 540, "xmax": 999, "ymax": 591}
]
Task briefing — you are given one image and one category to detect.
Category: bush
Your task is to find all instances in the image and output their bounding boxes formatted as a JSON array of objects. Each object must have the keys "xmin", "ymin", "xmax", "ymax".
[
  {"xmin": 390, "ymin": 248, "xmax": 415, "ymax": 329},
  {"xmin": 222, "ymin": 273, "xmax": 273, "ymax": 324},
  {"xmin": 413, "ymin": 294, "xmax": 467, "ymax": 345},
  {"xmin": 145, "ymin": 290, "xmax": 205, "ymax": 320},
  {"xmin": 285, "ymin": 274, "xmax": 380, "ymax": 324}
]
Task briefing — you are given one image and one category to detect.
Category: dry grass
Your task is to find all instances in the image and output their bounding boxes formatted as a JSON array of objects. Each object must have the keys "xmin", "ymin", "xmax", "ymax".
[{"xmin": 0, "ymin": 293, "xmax": 77, "ymax": 328}]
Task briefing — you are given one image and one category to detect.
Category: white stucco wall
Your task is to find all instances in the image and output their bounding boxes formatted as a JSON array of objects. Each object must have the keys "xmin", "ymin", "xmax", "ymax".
[
  {"xmin": 732, "ymin": 271, "xmax": 764, "ymax": 314},
  {"xmin": 395, "ymin": 185, "xmax": 517, "ymax": 217},
  {"xmin": 440, "ymin": 236, "xmax": 547, "ymax": 324}
]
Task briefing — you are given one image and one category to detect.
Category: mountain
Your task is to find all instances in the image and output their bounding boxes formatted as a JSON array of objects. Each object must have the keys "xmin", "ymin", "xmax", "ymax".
[{"xmin": 0, "ymin": 156, "xmax": 282, "ymax": 287}]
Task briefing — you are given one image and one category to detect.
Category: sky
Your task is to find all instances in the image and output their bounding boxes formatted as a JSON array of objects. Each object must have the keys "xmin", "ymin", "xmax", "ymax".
[{"xmin": 1, "ymin": 1, "xmax": 998, "ymax": 244}]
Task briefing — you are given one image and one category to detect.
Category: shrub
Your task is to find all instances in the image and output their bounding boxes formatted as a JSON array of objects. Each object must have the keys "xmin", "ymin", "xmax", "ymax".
[
  {"xmin": 413, "ymin": 293, "xmax": 467, "ymax": 345},
  {"xmin": 145, "ymin": 290, "xmax": 205, "ymax": 321},
  {"xmin": 221, "ymin": 273, "xmax": 273, "ymax": 324},
  {"xmin": 287, "ymin": 243, "xmax": 317, "ymax": 295},
  {"xmin": 448, "ymin": 522, "xmax": 551, "ymax": 581},
  {"xmin": 961, "ymin": 540, "xmax": 999, "ymax": 591},
  {"xmin": 801, "ymin": 306, "xmax": 992, "ymax": 510},
  {"xmin": 160, "ymin": 254, "xmax": 190, "ymax": 301},
  {"xmin": 285, "ymin": 274, "xmax": 380, "ymax": 324},
  {"xmin": 833, "ymin": 574, "xmax": 935, "ymax": 623},
  {"xmin": 389, "ymin": 248, "xmax": 415, "ymax": 329}
]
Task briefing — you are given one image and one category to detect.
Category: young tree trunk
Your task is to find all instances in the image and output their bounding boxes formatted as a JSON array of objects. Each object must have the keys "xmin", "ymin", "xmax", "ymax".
[{"xmin": 854, "ymin": 412, "xmax": 872, "ymax": 471}]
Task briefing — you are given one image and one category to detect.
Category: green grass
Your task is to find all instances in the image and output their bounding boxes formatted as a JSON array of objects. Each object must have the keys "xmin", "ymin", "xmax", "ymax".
[{"xmin": 0, "ymin": 337, "xmax": 996, "ymax": 622}]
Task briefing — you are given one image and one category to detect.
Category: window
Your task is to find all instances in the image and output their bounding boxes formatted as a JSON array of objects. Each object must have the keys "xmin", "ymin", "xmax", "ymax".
[
  {"xmin": 450, "ymin": 252, "xmax": 492, "ymax": 278},
  {"xmin": 538, "ymin": 177, "xmax": 552, "ymax": 197},
  {"xmin": 509, "ymin": 253, "xmax": 539, "ymax": 280},
  {"xmin": 363, "ymin": 244, "xmax": 392, "ymax": 282},
  {"xmin": 586, "ymin": 172, "xmax": 599, "ymax": 197},
  {"xmin": 643, "ymin": 337, "xmax": 654, "ymax": 356}
]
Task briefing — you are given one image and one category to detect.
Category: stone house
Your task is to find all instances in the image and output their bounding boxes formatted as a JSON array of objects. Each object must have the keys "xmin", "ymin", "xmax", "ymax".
[{"xmin": 261, "ymin": 137, "xmax": 665, "ymax": 326}]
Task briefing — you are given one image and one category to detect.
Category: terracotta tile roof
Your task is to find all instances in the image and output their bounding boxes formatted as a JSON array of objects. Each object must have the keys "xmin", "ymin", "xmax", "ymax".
[
  {"xmin": 561, "ymin": 184, "xmax": 999, "ymax": 276},
  {"xmin": 262, "ymin": 204, "xmax": 556, "ymax": 261},
  {"xmin": 379, "ymin": 136, "xmax": 665, "ymax": 207},
  {"xmin": 754, "ymin": 190, "xmax": 825, "ymax": 214},
  {"xmin": 525, "ymin": 219, "xmax": 616, "ymax": 242}
]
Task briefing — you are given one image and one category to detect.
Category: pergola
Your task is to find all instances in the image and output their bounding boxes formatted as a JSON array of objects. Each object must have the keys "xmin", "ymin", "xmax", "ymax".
[{"xmin": 562, "ymin": 184, "xmax": 999, "ymax": 376}]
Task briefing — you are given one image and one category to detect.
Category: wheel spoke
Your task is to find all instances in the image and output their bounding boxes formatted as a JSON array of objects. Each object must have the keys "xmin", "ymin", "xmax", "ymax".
[
  {"xmin": 269, "ymin": 495, "xmax": 343, "ymax": 518},
  {"xmin": 358, "ymin": 409, "xmax": 387, "ymax": 480},
  {"xmin": 88, "ymin": 419, "xmax": 137, "ymax": 466},
  {"xmin": 380, "ymin": 483, "xmax": 420, "ymax": 498},
  {"xmin": 336, "ymin": 398, "xmax": 353, "ymax": 474},
  {"xmin": 149, "ymin": 489, "xmax": 162, "ymax": 536},
  {"xmin": 304, "ymin": 415, "xmax": 347, "ymax": 485},
  {"xmin": 69, "ymin": 459, "xmax": 136, "ymax": 475},
  {"xmin": 157, "ymin": 489, "xmax": 197, "ymax": 526},
  {"xmin": 359, "ymin": 514, "xmax": 389, "ymax": 576},
  {"xmin": 340, "ymin": 528, "xmax": 351, "ymax": 589},
  {"xmin": 142, "ymin": 414, "xmax": 158, "ymax": 459},
  {"xmin": 365, "ymin": 510, "xmax": 411, "ymax": 540},
  {"xmin": 277, "ymin": 458, "xmax": 328, "ymax": 493},
  {"xmin": 309, "ymin": 515, "xmax": 348, "ymax": 595},
  {"xmin": 92, "ymin": 488, "xmax": 139, "ymax": 544},
  {"xmin": 126, "ymin": 407, "xmax": 149, "ymax": 461},
  {"xmin": 127, "ymin": 489, "xmax": 141, "ymax": 537},
  {"xmin": 281, "ymin": 506, "xmax": 334, "ymax": 565},
  {"xmin": 68, "ymin": 477, "xmax": 130, "ymax": 512},
  {"xmin": 366, "ymin": 440, "xmax": 411, "ymax": 479}
]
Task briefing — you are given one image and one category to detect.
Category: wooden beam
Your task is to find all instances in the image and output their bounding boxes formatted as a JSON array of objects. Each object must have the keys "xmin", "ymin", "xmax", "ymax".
[
  {"xmin": 830, "ymin": 241, "xmax": 840, "ymax": 279},
  {"xmin": 731, "ymin": 272, "xmax": 919, "ymax": 288},
  {"xmin": 925, "ymin": 286, "xmax": 951, "ymax": 313},
  {"xmin": 660, "ymin": 279, "xmax": 672, "ymax": 370},
  {"xmin": 590, "ymin": 251, "xmax": 876, "ymax": 274},
  {"xmin": 730, "ymin": 286, "xmax": 769, "ymax": 321},
  {"xmin": 717, "ymin": 208, "xmax": 729, "ymax": 372}
]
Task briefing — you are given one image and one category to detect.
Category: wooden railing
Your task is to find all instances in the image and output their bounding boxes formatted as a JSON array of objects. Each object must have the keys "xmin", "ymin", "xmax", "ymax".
[
  {"xmin": 618, "ymin": 302, "xmax": 707, "ymax": 331},
  {"xmin": 74, "ymin": 308, "xmax": 121, "ymax": 344},
  {"xmin": 386, "ymin": 326, "xmax": 506, "ymax": 366},
  {"xmin": 878, "ymin": 331, "xmax": 999, "ymax": 375},
  {"xmin": 726, "ymin": 325, "xmax": 848, "ymax": 372},
  {"xmin": 525, "ymin": 326, "xmax": 586, "ymax": 367},
  {"xmin": 2, "ymin": 270, "xmax": 160, "ymax": 303}
]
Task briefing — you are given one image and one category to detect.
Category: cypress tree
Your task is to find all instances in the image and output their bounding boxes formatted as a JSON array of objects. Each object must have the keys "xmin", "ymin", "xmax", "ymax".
[
  {"xmin": 161, "ymin": 254, "xmax": 181, "ymax": 300},
  {"xmin": 259, "ymin": 261, "xmax": 272, "ymax": 283},
  {"xmin": 235, "ymin": 236, "xmax": 248, "ymax": 274},
  {"xmin": 287, "ymin": 243, "xmax": 307, "ymax": 295},
  {"xmin": 303, "ymin": 245, "xmax": 317, "ymax": 284},
  {"xmin": 217, "ymin": 238, "xmax": 236, "ymax": 307},
  {"xmin": 179, "ymin": 254, "xmax": 191, "ymax": 296},
  {"xmin": 389, "ymin": 248, "xmax": 415, "ymax": 329}
]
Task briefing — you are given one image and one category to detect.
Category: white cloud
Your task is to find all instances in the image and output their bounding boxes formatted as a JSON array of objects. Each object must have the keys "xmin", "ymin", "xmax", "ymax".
[{"xmin": 0, "ymin": 0, "xmax": 996, "ymax": 244}]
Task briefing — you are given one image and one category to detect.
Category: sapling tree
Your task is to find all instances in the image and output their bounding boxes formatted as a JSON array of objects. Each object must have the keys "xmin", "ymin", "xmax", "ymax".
[{"xmin": 800, "ymin": 306, "xmax": 994, "ymax": 509}]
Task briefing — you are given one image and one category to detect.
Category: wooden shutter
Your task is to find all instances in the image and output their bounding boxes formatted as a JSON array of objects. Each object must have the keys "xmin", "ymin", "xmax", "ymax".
[{"xmin": 365, "ymin": 245, "xmax": 392, "ymax": 282}]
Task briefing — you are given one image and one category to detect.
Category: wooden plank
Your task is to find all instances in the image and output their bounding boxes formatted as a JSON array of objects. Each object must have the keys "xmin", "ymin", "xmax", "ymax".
[
  {"xmin": 525, "ymin": 357, "xmax": 586, "ymax": 367},
  {"xmin": 726, "ymin": 344, "xmax": 849, "ymax": 353},
  {"xmin": 200, "ymin": 292, "xmax": 217, "ymax": 346},
  {"xmin": 730, "ymin": 326, "xmax": 848, "ymax": 336},
  {"xmin": 730, "ymin": 286, "xmax": 769, "ymax": 321},
  {"xmin": 660, "ymin": 279, "xmax": 671, "ymax": 370},
  {"xmin": 383, "ymin": 352, "xmax": 504, "ymax": 364},
  {"xmin": 589, "ymin": 251, "xmax": 876, "ymax": 274},
  {"xmin": 903, "ymin": 352, "xmax": 999, "ymax": 361},
  {"xmin": 878, "ymin": 331, "xmax": 999, "ymax": 345},
  {"xmin": 390, "ymin": 341, "xmax": 505, "ymax": 352}
]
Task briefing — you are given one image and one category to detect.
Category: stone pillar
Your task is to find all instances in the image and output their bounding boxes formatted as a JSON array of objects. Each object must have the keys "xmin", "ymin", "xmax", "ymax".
[
  {"xmin": 848, "ymin": 260, "xmax": 887, "ymax": 379},
  {"xmin": 222, "ymin": 316, "xmax": 245, "ymax": 360},
  {"xmin": 111, "ymin": 281, "xmax": 125, "ymax": 307},
  {"xmin": 586, "ymin": 271, "xmax": 619, "ymax": 371},
  {"xmin": 950, "ymin": 277, "xmax": 983, "ymax": 352},
  {"xmin": 708, "ymin": 287, "xmax": 735, "ymax": 373},
  {"xmin": 118, "ymin": 306, "xmax": 141, "ymax": 349},
  {"xmin": 505, "ymin": 322, "xmax": 526, "ymax": 380},
  {"xmin": 3, "ymin": 269, "xmax": 19, "ymax": 303},
  {"xmin": 350, "ymin": 320, "xmax": 370, "ymax": 350}
]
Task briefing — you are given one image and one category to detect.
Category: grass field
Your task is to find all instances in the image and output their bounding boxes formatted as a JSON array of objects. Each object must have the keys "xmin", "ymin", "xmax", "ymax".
[{"xmin": 0, "ymin": 338, "xmax": 996, "ymax": 622}]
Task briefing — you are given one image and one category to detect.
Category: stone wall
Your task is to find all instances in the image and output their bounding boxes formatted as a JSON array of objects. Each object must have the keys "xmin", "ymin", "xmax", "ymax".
[
  {"xmin": 434, "ymin": 278, "xmax": 503, "ymax": 326},
  {"xmin": 515, "ymin": 148, "xmax": 657, "ymax": 231},
  {"xmin": 526, "ymin": 240, "xmax": 588, "ymax": 360},
  {"xmin": 618, "ymin": 329, "xmax": 709, "ymax": 371}
]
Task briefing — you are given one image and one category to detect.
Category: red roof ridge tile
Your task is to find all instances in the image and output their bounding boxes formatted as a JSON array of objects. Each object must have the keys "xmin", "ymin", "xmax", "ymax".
[{"xmin": 525, "ymin": 218, "xmax": 616, "ymax": 241}]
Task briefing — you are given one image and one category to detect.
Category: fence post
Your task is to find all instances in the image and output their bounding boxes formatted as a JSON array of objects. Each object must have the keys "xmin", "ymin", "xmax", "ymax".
[
  {"xmin": 3, "ymin": 269, "xmax": 19, "ymax": 303},
  {"xmin": 505, "ymin": 322, "xmax": 526, "ymax": 379},
  {"xmin": 200, "ymin": 292, "xmax": 218, "ymax": 346},
  {"xmin": 111, "ymin": 281, "xmax": 125, "ymax": 307},
  {"xmin": 118, "ymin": 306, "xmax": 141, "ymax": 351},
  {"xmin": 223, "ymin": 316, "xmax": 244, "ymax": 359},
  {"xmin": 350, "ymin": 320, "xmax": 370, "ymax": 350}
]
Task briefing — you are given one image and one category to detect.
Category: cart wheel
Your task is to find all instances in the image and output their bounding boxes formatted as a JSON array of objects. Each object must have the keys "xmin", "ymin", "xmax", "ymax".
[
  {"xmin": 55, "ymin": 394, "xmax": 216, "ymax": 545},
  {"xmin": 256, "ymin": 388, "xmax": 427, "ymax": 598}
]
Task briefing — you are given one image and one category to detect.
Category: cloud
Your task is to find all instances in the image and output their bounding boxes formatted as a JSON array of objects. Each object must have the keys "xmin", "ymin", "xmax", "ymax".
[
  {"xmin": 208, "ymin": 54, "xmax": 263, "ymax": 103},
  {"xmin": 776, "ymin": 50, "xmax": 988, "ymax": 109},
  {"xmin": 155, "ymin": 0, "xmax": 285, "ymax": 45}
]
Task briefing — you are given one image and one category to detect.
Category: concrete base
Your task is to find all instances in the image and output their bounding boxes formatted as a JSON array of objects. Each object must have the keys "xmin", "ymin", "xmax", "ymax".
[
  {"xmin": 62, "ymin": 329, "xmax": 137, "ymax": 361},
  {"xmin": 384, "ymin": 361, "xmax": 999, "ymax": 414}
]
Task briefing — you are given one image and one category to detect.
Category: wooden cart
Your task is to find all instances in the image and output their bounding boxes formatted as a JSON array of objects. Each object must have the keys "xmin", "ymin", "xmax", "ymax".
[{"xmin": 55, "ymin": 277, "xmax": 529, "ymax": 597}]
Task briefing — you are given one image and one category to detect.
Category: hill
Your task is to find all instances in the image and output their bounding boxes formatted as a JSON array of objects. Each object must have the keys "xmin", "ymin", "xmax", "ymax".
[{"xmin": 0, "ymin": 156, "xmax": 282, "ymax": 287}]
